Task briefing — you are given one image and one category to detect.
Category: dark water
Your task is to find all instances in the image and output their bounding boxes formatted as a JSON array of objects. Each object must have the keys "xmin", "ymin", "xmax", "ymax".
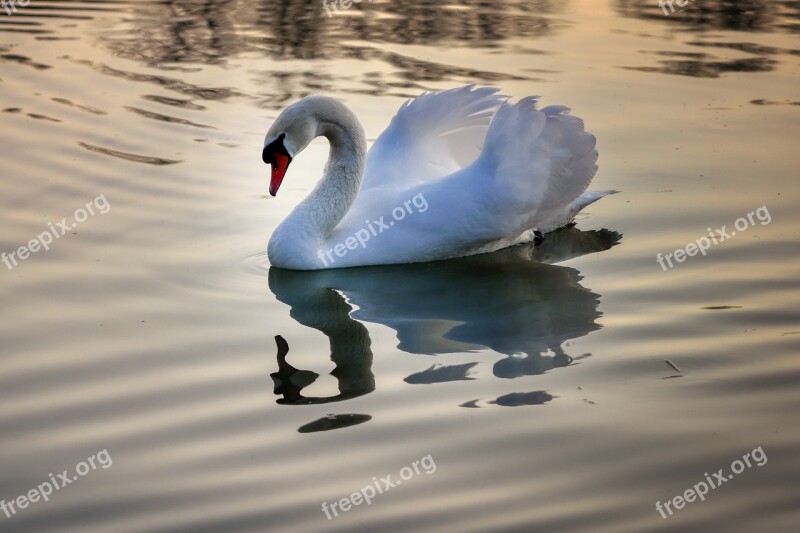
[{"xmin": 0, "ymin": 1, "xmax": 799, "ymax": 532}]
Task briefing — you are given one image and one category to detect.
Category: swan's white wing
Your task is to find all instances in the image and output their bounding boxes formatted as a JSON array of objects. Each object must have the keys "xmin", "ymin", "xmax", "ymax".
[
  {"xmin": 361, "ymin": 85, "xmax": 505, "ymax": 191},
  {"xmin": 469, "ymin": 98, "xmax": 604, "ymax": 232},
  {"xmin": 332, "ymin": 93, "xmax": 612, "ymax": 269}
]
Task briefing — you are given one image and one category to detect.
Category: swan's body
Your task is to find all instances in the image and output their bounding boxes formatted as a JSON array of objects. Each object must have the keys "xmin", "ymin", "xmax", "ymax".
[{"xmin": 262, "ymin": 86, "xmax": 615, "ymax": 270}]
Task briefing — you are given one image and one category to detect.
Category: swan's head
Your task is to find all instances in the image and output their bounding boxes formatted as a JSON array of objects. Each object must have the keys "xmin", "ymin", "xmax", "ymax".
[{"xmin": 262, "ymin": 98, "xmax": 321, "ymax": 196}]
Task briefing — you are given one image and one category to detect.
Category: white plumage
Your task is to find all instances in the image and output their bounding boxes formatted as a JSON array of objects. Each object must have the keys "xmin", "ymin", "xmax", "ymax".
[{"xmin": 263, "ymin": 86, "xmax": 615, "ymax": 270}]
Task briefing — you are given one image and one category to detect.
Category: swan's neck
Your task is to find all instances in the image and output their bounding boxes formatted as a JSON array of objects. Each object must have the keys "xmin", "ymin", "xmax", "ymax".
[{"xmin": 289, "ymin": 110, "xmax": 367, "ymax": 243}]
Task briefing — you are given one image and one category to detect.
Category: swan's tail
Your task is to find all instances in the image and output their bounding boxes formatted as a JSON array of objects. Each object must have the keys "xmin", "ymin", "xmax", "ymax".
[
  {"xmin": 475, "ymin": 97, "xmax": 607, "ymax": 233},
  {"xmin": 538, "ymin": 190, "xmax": 619, "ymax": 233}
]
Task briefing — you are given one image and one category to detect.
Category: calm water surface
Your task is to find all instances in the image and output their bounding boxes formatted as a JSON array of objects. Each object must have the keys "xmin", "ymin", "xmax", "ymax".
[{"xmin": 1, "ymin": 1, "xmax": 799, "ymax": 532}]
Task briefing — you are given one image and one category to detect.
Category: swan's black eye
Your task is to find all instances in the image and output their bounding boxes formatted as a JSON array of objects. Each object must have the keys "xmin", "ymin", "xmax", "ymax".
[{"xmin": 263, "ymin": 133, "xmax": 289, "ymax": 164}]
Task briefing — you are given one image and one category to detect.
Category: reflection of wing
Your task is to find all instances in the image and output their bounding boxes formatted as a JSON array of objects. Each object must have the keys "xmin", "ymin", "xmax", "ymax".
[
  {"xmin": 297, "ymin": 414, "xmax": 371, "ymax": 433},
  {"xmin": 493, "ymin": 346, "xmax": 593, "ymax": 380},
  {"xmin": 269, "ymin": 227, "xmax": 620, "ymax": 359},
  {"xmin": 490, "ymin": 391, "xmax": 555, "ymax": 407},
  {"xmin": 375, "ymin": 255, "xmax": 600, "ymax": 357},
  {"xmin": 404, "ymin": 363, "xmax": 478, "ymax": 385},
  {"xmin": 361, "ymin": 86, "xmax": 505, "ymax": 191}
]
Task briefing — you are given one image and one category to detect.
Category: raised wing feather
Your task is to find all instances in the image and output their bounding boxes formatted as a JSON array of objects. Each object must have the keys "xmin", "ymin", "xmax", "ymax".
[
  {"xmin": 472, "ymin": 98, "xmax": 601, "ymax": 231},
  {"xmin": 361, "ymin": 85, "xmax": 505, "ymax": 191}
]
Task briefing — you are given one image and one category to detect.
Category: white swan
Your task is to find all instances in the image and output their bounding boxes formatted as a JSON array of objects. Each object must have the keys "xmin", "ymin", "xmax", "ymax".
[{"xmin": 263, "ymin": 86, "xmax": 615, "ymax": 270}]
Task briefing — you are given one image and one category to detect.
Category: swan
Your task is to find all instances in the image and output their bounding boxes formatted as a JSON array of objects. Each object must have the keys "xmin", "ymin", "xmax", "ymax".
[{"xmin": 262, "ymin": 86, "xmax": 615, "ymax": 270}]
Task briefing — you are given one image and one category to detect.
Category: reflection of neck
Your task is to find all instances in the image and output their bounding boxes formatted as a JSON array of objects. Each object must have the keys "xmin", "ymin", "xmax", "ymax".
[
  {"xmin": 275, "ymin": 336, "xmax": 295, "ymax": 374},
  {"xmin": 318, "ymin": 288, "xmax": 374, "ymax": 399},
  {"xmin": 271, "ymin": 279, "xmax": 374, "ymax": 404}
]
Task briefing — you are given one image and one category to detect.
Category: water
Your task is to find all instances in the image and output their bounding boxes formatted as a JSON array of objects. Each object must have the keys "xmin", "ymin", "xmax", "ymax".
[{"xmin": 0, "ymin": 1, "xmax": 798, "ymax": 531}]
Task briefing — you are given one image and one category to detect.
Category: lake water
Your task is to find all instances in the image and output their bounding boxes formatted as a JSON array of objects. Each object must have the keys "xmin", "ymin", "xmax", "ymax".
[{"xmin": 1, "ymin": 1, "xmax": 798, "ymax": 532}]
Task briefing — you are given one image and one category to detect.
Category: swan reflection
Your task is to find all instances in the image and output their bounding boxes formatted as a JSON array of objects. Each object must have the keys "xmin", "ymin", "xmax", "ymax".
[{"xmin": 269, "ymin": 227, "xmax": 620, "ymax": 420}]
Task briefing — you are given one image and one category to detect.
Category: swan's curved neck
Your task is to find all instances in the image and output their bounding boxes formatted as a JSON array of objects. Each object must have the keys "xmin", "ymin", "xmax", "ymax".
[{"xmin": 290, "ymin": 105, "xmax": 367, "ymax": 243}]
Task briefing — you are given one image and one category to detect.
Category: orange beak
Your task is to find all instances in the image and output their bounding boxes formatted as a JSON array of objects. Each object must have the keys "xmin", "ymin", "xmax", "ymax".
[
  {"xmin": 263, "ymin": 135, "xmax": 292, "ymax": 197},
  {"xmin": 269, "ymin": 153, "xmax": 291, "ymax": 196}
]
